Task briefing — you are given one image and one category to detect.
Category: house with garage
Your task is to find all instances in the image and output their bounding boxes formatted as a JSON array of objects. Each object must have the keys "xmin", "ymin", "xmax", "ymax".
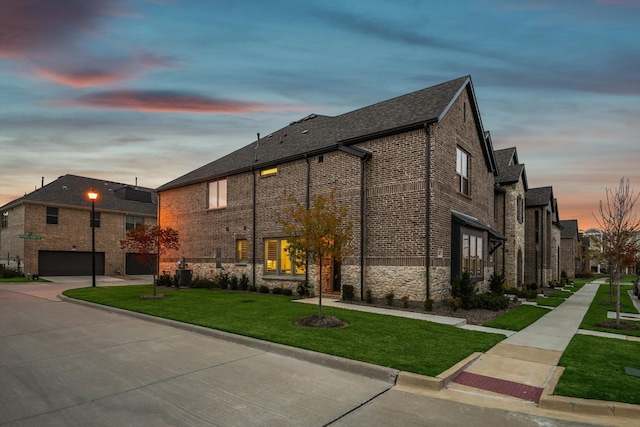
[
  {"xmin": 493, "ymin": 147, "xmax": 528, "ymax": 289},
  {"xmin": 0, "ymin": 174, "xmax": 157, "ymax": 277},
  {"xmin": 157, "ymin": 76, "xmax": 505, "ymax": 302},
  {"xmin": 524, "ymin": 186, "xmax": 562, "ymax": 286}
]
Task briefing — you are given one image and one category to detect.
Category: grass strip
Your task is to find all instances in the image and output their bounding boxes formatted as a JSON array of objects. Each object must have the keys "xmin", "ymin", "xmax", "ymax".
[
  {"xmin": 63, "ymin": 285, "xmax": 503, "ymax": 376},
  {"xmin": 535, "ymin": 297, "xmax": 564, "ymax": 307},
  {"xmin": 580, "ymin": 284, "xmax": 640, "ymax": 337},
  {"xmin": 556, "ymin": 334, "xmax": 640, "ymax": 405},
  {"xmin": 483, "ymin": 305, "xmax": 550, "ymax": 331}
]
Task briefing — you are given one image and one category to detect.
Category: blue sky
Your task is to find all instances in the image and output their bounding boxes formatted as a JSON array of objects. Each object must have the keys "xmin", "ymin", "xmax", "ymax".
[{"xmin": 1, "ymin": 0, "xmax": 639, "ymax": 230}]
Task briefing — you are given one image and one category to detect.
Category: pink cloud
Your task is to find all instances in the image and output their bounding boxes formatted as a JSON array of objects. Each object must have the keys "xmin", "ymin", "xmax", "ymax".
[
  {"xmin": 34, "ymin": 67, "xmax": 132, "ymax": 88},
  {"xmin": 53, "ymin": 90, "xmax": 297, "ymax": 114},
  {"xmin": 0, "ymin": 0, "xmax": 119, "ymax": 58}
]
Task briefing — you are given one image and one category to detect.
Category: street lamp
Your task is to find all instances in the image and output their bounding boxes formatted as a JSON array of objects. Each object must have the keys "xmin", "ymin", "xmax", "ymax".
[{"xmin": 87, "ymin": 190, "xmax": 99, "ymax": 287}]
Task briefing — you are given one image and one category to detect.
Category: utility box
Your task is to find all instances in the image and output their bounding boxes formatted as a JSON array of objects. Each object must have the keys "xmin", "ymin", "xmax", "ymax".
[{"xmin": 176, "ymin": 269, "xmax": 192, "ymax": 287}]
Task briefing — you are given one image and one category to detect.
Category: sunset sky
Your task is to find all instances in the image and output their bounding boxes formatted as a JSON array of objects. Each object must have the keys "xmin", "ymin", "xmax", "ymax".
[{"xmin": 1, "ymin": 0, "xmax": 639, "ymax": 231}]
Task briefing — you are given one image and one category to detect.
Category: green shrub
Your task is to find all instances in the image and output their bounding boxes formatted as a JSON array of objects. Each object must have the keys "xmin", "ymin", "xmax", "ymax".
[
  {"xmin": 452, "ymin": 271, "xmax": 476, "ymax": 309},
  {"xmin": 296, "ymin": 282, "xmax": 309, "ymax": 297},
  {"xmin": 475, "ymin": 293, "xmax": 509, "ymax": 311},
  {"xmin": 282, "ymin": 288, "xmax": 293, "ymax": 296},
  {"xmin": 384, "ymin": 291, "xmax": 395, "ymax": 306},
  {"xmin": 258, "ymin": 285, "xmax": 270, "ymax": 294},
  {"xmin": 248, "ymin": 285, "xmax": 257, "ymax": 292},
  {"xmin": 489, "ymin": 271, "xmax": 505, "ymax": 295},
  {"xmin": 447, "ymin": 297, "xmax": 462, "ymax": 311},
  {"xmin": 0, "ymin": 267, "xmax": 22, "ymax": 279},
  {"xmin": 365, "ymin": 289, "xmax": 373, "ymax": 304},
  {"xmin": 229, "ymin": 275, "xmax": 239, "ymax": 290},
  {"xmin": 239, "ymin": 273, "xmax": 250, "ymax": 291},
  {"xmin": 156, "ymin": 274, "xmax": 176, "ymax": 288},
  {"xmin": 342, "ymin": 285, "xmax": 355, "ymax": 301},
  {"xmin": 215, "ymin": 271, "xmax": 229, "ymax": 289},
  {"xmin": 189, "ymin": 277, "xmax": 213, "ymax": 289},
  {"xmin": 272, "ymin": 286, "xmax": 282, "ymax": 295},
  {"xmin": 424, "ymin": 298, "xmax": 434, "ymax": 311},
  {"xmin": 526, "ymin": 282, "xmax": 538, "ymax": 291}
]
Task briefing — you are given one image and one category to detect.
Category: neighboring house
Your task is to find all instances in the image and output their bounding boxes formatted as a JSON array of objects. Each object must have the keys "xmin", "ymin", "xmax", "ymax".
[
  {"xmin": 494, "ymin": 146, "xmax": 528, "ymax": 288},
  {"xmin": 157, "ymin": 76, "xmax": 504, "ymax": 302},
  {"xmin": 560, "ymin": 219, "xmax": 581, "ymax": 278},
  {"xmin": 524, "ymin": 187, "xmax": 562, "ymax": 286},
  {"xmin": 583, "ymin": 228, "xmax": 603, "ymax": 273},
  {"xmin": 0, "ymin": 175, "xmax": 157, "ymax": 276}
]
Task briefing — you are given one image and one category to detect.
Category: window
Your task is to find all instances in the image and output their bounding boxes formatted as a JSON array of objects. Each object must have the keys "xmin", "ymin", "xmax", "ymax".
[
  {"xmin": 517, "ymin": 195, "xmax": 524, "ymax": 223},
  {"xmin": 260, "ymin": 167, "xmax": 277, "ymax": 176},
  {"xmin": 535, "ymin": 211, "xmax": 540, "ymax": 243},
  {"xmin": 46, "ymin": 207, "xmax": 58, "ymax": 224},
  {"xmin": 236, "ymin": 239, "xmax": 248, "ymax": 264},
  {"xmin": 462, "ymin": 233, "xmax": 483, "ymax": 279},
  {"xmin": 126, "ymin": 215, "xmax": 144, "ymax": 230},
  {"xmin": 208, "ymin": 178, "xmax": 227, "ymax": 209},
  {"xmin": 456, "ymin": 147, "xmax": 469, "ymax": 195},
  {"xmin": 1, "ymin": 211, "xmax": 7, "ymax": 228},
  {"xmin": 264, "ymin": 238, "xmax": 305, "ymax": 276},
  {"xmin": 90, "ymin": 211, "xmax": 101, "ymax": 228}
]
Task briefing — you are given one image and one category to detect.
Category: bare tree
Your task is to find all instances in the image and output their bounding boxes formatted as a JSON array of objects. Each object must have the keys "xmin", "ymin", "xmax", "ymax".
[{"xmin": 593, "ymin": 178, "xmax": 640, "ymax": 325}]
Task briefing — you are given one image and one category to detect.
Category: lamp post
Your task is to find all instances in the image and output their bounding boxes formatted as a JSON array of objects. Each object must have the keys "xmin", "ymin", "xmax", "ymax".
[{"xmin": 87, "ymin": 191, "xmax": 99, "ymax": 287}]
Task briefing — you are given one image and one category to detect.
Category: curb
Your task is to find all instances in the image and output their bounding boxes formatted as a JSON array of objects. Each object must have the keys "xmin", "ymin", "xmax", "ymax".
[
  {"xmin": 539, "ymin": 366, "xmax": 640, "ymax": 421},
  {"xmin": 396, "ymin": 352, "xmax": 482, "ymax": 391},
  {"xmin": 60, "ymin": 295, "xmax": 399, "ymax": 385}
]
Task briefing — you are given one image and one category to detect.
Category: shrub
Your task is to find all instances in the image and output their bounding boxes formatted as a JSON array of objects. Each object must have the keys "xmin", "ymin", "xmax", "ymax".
[
  {"xmin": 475, "ymin": 293, "xmax": 509, "ymax": 311},
  {"xmin": 342, "ymin": 285, "xmax": 355, "ymax": 301},
  {"xmin": 239, "ymin": 273, "xmax": 250, "ymax": 291},
  {"xmin": 365, "ymin": 289, "xmax": 373, "ymax": 304},
  {"xmin": 447, "ymin": 297, "xmax": 462, "ymax": 311},
  {"xmin": 229, "ymin": 275, "xmax": 239, "ymax": 290},
  {"xmin": 489, "ymin": 271, "xmax": 505, "ymax": 295},
  {"xmin": 258, "ymin": 285, "xmax": 270, "ymax": 294},
  {"xmin": 452, "ymin": 271, "xmax": 476, "ymax": 309},
  {"xmin": 156, "ymin": 274, "xmax": 175, "ymax": 288},
  {"xmin": 189, "ymin": 277, "xmax": 213, "ymax": 289},
  {"xmin": 0, "ymin": 267, "xmax": 22, "ymax": 279},
  {"xmin": 401, "ymin": 295, "xmax": 410, "ymax": 308},
  {"xmin": 272, "ymin": 286, "xmax": 282, "ymax": 295},
  {"xmin": 296, "ymin": 282, "xmax": 309, "ymax": 297},
  {"xmin": 385, "ymin": 291, "xmax": 395, "ymax": 306},
  {"xmin": 424, "ymin": 298, "xmax": 434, "ymax": 311},
  {"xmin": 248, "ymin": 285, "xmax": 257, "ymax": 292},
  {"xmin": 526, "ymin": 282, "xmax": 538, "ymax": 291},
  {"xmin": 282, "ymin": 288, "xmax": 293, "ymax": 296}
]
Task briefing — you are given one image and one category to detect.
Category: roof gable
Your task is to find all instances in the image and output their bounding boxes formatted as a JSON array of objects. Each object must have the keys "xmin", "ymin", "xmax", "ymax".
[{"xmin": 526, "ymin": 186, "xmax": 554, "ymax": 208}]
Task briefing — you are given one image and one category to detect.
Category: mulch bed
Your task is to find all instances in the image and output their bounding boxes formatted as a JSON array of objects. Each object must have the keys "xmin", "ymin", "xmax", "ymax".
[{"xmin": 295, "ymin": 315, "xmax": 349, "ymax": 328}]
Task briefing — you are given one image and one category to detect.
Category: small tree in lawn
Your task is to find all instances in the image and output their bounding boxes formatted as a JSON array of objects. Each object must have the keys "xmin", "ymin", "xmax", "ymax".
[
  {"xmin": 279, "ymin": 188, "xmax": 353, "ymax": 318},
  {"xmin": 593, "ymin": 178, "xmax": 640, "ymax": 326},
  {"xmin": 120, "ymin": 224, "xmax": 180, "ymax": 296}
]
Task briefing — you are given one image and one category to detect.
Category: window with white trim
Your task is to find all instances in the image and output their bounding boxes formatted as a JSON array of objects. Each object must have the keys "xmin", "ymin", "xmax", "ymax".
[
  {"xmin": 462, "ymin": 233, "xmax": 483, "ymax": 279},
  {"xmin": 456, "ymin": 147, "xmax": 469, "ymax": 195},
  {"xmin": 208, "ymin": 178, "xmax": 227, "ymax": 209}
]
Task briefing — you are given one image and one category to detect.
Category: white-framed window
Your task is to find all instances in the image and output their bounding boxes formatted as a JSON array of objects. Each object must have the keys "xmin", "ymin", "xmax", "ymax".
[
  {"xmin": 208, "ymin": 178, "xmax": 227, "ymax": 209},
  {"xmin": 462, "ymin": 233, "xmax": 483, "ymax": 279},
  {"xmin": 264, "ymin": 238, "xmax": 305, "ymax": 276},
  {"xmin": 456, "ymin": 147, "xmax": 469, "ymax": 195}
]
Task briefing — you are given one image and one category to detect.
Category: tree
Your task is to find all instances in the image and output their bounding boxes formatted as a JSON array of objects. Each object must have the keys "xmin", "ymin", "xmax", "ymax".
[
  {"xmin": 279, "ymin": 188, "xmax": 354, "ymax": 318},
  {"xmin": 120, "ymin": 224, "xmax": 180, "ymax": 296},
  {"xmin": 593, "ymin": 178, "xmax": 640, "ymax": 325}
]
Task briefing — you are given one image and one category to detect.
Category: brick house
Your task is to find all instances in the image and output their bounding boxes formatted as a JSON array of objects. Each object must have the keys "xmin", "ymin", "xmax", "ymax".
[
  {"xmin": 494, "ymin": 147, "xmax": 528, "ymax": 288},
  {"xmin": 524, "ymin": 187, "xmax": 562, "ymax": 286},
  {"xmin": 157, "ymin": 76, "xmax": 505, "ymax": 302},
  {"xmin": 560, "ymin": 219, "xmax": 581, "ymax": 278},
  {"xmin": 0, "ymin": 175, "xmax": 157, "ymax": 276}
]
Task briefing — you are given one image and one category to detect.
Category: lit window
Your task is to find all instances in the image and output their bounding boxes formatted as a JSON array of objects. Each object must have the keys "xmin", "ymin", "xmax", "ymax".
[
  {"xmin": 260, "ymin": 167, "xmax": 278, "ymax": 176},
  {"xmin": 209, "ymin": 178, "xmax": 227, "ymax": 209},
  {"xmin": 456, "ymin": 147, "xmax": 469, "ymax": 195},
  {"xmin": 236, "ymin": 239, "xmax": 248, "ymax": 264},
  {"xmin": 462, "ymin": 233, "xmax": 483, "ymax": 279},
  {"xmin": 264, "ymin": 238, "xmax": 305, "ymax": 276}
]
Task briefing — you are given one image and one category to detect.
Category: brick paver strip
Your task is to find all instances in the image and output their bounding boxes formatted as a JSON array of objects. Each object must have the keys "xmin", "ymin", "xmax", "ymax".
[{"xmin": 453, "ymin": 372, "xmax": 544, "ymax": 403}]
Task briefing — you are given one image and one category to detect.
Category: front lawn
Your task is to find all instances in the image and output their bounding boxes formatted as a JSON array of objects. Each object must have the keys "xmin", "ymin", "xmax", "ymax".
[
  {"xmin": 483, "ymin": 304, "xmax": 550, "ymax": 331},
  {"xmin": 0, "ymin": 277, "xmax": 50, "ymax": 283},
  {"xmin": 63, "ymin": 286, "xmax": 503, "ymax": 376},
  {"xmin": 580, "ymin": 284, "xmax": 640, "ymax": 337},
  {"xmin": 556, "ymin": 334, "xmax": 640, "ymax": 405}
]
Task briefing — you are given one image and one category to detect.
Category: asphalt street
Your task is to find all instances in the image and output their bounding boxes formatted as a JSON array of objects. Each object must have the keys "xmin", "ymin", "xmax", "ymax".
[{"xmin": 0, "ymin": 279, "xmax": 613, "ymax": 426}]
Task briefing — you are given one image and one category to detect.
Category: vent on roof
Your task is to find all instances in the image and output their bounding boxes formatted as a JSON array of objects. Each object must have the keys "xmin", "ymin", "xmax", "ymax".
[{"xmin": 302, "ymin": 130, "xmax": 308, "ymax": 134}]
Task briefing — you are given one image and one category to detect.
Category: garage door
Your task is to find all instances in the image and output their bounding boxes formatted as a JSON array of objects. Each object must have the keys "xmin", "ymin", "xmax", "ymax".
[
  {"xmin": 38, "ymin": 251, "xmax": 105, "ymax": 276},
  {"xmin": 125, "ymin": 253, "xmax": 156, "ymax": 275}
]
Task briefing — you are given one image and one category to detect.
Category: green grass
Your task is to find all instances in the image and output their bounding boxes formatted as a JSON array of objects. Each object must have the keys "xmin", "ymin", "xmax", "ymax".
[
  {"xmin": 483, "ymin": 304, "xmax": 550, "ymax": 331},
  {"xmin": 579, "ymin": 284, "xmax": 640, "ymax": 337},
  {"xmin": 63, "ymin": 286, "xmax": 503, "ymax": 376},
  {"xmin": 556, "ymin": 335, "xmax": 640, "ymax": 404},
  {"xmin": 535, "ymin": 297, "xmax": 564, "ymax": 307},
  {"xmin": 547, "ymin": 290, "xmax": 573, "ymax": 298},
  {"xmin": 0, "ymin": 277, "xmax": 50, "ymax": 283}
]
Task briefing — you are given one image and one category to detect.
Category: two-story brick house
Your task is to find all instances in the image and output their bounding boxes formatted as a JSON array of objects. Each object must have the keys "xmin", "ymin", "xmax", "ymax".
[
  {"xmin": 0, "ymin": 175, "xmax": 157, "ymax": 276},
  {"xmin": 560, "ymin": 219, "xmax": 581, "ymax": 278},
  {"xmin": 494, "ymin": 147, "xmax": 528, "ymax": 288},
  {"xmin": 157, "ymin": 76, "xmax": 505, "ymax": 302}
]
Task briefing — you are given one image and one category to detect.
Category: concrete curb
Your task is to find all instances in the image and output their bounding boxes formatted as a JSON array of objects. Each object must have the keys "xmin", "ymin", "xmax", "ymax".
[
  {"xmin": 540, "ymin": 367, "xmax": 640, "ymax": 420},
  {"xmin": 60, "ymin": 295, "xmax": 399, "ymax": 385},
  {"xmin": 396, "ymin": 352, "xmax": 482, "ymax": 391}
]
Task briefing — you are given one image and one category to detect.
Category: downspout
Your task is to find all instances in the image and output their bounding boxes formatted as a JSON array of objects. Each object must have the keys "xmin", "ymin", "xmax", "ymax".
[
  {"xmin": 359, "ymin": 153, "xmax": 370, "ymax": 301},
  {"xmin": 305, "ymin": 155, "xmax": 310, "ymax": 285},
  {"xmin": 252, "ymin": 168, "xmax": 257, "ymax": 287},
  {"xmin": 424, "ymin": 123, "xmax": 431, "ymax": 302},
  {"xmin": 156, "ymin": 191, "xmax": 161, "ymax": 278},
  {"xmin": 502, "ymin": 189, "xmax": 506, "ymax": 275}
]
